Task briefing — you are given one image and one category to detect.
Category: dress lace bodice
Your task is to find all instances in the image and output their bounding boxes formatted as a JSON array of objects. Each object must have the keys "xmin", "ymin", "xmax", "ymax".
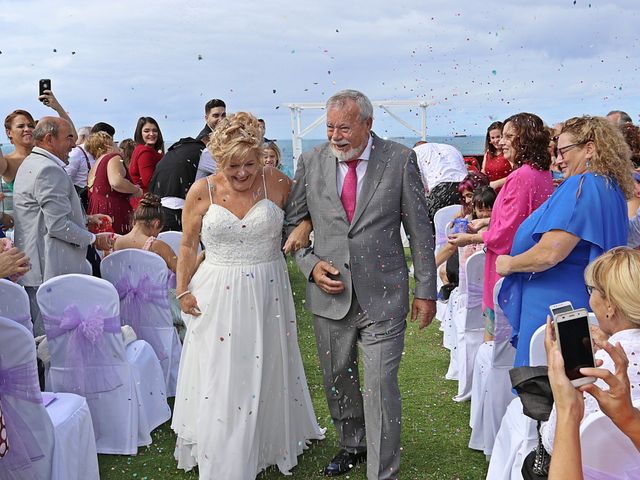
[{"xmin": 200, "ymin": 199, "xmax": 284, "ymax": 266}]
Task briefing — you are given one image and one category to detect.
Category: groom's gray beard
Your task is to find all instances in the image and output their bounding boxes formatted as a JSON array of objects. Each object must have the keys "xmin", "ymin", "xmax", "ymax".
[{"xmin": 330, "ymin": 142, "xmax": 362, "ymax": 162}]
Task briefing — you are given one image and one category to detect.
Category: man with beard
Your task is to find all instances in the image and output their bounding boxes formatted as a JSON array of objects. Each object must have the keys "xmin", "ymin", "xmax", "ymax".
[{"xmin": 286, "ymin": 90, "xmax": 437, "ymax": 479}]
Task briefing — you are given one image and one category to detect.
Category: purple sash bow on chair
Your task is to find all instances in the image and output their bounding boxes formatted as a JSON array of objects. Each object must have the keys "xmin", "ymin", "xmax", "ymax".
[
  {"xmin": 43, "ymin": 305, "xmax": 123, "ymax": 395},
  {"xmin": 0, "ymin": 361, "xmax": 44, "ymax": 478},
  {"xmin": 116, "ymin": 273, "xmax": 170, "ymax": 361},
  {"xmin": 466, "ymin": 281, "xmax": 483, "ymax": 309}
]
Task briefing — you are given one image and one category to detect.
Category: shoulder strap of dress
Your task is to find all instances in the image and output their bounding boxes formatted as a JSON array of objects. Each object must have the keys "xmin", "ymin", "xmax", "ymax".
[
  {"xmin": 262, "ymin": 169, "xmax": 268, "ymax": 201},
  {"xmin": 142, "ymin": 236, "xmax": 155, "ymax": 251},
  {"xmin": 206, "ymin": 176, "xmax": 214, "ymax": 205}
]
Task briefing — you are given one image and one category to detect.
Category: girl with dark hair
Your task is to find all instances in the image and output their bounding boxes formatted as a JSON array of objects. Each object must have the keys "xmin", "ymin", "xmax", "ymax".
[
  {"xmin": 449, "ymin": 112, "xmax": 554, "ymax": 340},
  {"xmin": 129, "ymin": 117, "xmax": 165, "ymax": 208},
  {"xmin": 482, "ymin": 121, "xmax": 512, "ymax": 192},
  {"xmin": 113, "ymin": 193, "xmax": 176, "ymax": 271}
]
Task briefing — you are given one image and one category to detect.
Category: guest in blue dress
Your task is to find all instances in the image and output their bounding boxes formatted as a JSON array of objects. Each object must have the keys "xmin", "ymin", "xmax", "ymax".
[{"xmin": 495, "ymin": 116, "xmax": 635, "ymax": 366}]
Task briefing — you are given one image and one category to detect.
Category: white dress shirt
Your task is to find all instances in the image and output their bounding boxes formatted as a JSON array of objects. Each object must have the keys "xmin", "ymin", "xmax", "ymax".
[
  {"xmin": 64, "ymin": 144, "xmax": 95, "ymax": 187},
  {"xmin": 336, "ymin": 135, "xmax": 373, "ymax": 200},
  {"xmin": 629, "ymin": 207, "xmax": 640, "ymax": 248},
  {"xmin": 413, "ymin": 142, "xmax": 467, "ymax": 193},
  {"xmin": 195, "ymin": 149, "xmax": 217, "ymax": 181}
]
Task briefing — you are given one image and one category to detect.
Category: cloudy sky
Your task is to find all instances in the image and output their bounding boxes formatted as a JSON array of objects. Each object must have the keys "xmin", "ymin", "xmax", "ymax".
[{"xmin": 1, "ymin": 0, "xmax": 638, "ymax": 143}]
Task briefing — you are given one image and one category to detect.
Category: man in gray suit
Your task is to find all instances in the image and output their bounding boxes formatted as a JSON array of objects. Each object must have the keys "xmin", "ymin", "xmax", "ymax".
[
  {"xmin": 13, "ymin": 117, "xmax": 113, "ymax": 335},
  {"xmin": 286, "ymin": 90, "xmax": 437, "ymax": 479}
]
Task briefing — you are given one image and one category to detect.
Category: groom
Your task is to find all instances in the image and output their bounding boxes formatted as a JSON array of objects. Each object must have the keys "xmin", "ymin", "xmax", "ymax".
[{"xmin": 286, "ymin": 90, "xmax": 437, "ymax": 479}]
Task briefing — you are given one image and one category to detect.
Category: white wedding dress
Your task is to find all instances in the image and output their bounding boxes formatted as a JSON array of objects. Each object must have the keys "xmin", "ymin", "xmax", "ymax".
[{"xmin": 172, "ymin": 177, "xmax": 324, "ymax": 480}]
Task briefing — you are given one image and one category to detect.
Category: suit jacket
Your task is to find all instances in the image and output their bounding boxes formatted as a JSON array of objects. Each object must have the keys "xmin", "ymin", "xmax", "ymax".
[
  {"xmin": 286, "ymin": 132, "xmax": 437, "ymax": 321},
  {"xmin": 13, "ymin": 147, "xmax": 94, "ymax": 287}
]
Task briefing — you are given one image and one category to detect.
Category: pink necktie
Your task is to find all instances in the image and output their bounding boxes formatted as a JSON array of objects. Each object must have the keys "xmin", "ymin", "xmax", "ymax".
[{"xmin": 341, "ymin": 160, "xmax": 359, "ymax": 223}]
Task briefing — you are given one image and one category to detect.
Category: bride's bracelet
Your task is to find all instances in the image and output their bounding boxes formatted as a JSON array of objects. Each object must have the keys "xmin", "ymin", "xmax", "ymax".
[{"xmin": 176, "ymin": 290, "xmax": 191, "ymax": 300}]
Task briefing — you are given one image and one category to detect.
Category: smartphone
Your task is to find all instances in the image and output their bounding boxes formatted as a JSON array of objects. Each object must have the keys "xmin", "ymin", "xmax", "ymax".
[
  {"xmin": 555, "ymin": 308, "xmax": 596, "ymax": 387},
  {"xmin": 549, "ymin": 301, "xmax": 573, "ymax": 320},
  {"xmin": 39, "ymin": 79, "xmax": 51, "ymax": 97}
]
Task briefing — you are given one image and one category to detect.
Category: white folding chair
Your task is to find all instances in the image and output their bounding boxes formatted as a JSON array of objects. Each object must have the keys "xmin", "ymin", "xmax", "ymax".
[
  {"xmin": 37, "ymin": 274, "xmax": 170, "ymax": 455},
  {"xmin": 101, "ymin": 249, "xmax": 182, "ymax": 397},
  {"xmin": 452, "ymin": 250, "xmax": 485, "ymax": 402},
  {"xmin": 0, "ymin": 279, "xmax": 33, "ymax": 334},
  {"xmin": 0, "ymin": 316, "xmax": 99, "ymax": 480},
  {"xmin": 469, "ymin": 278, "xmax": 517, "ymax": 457},
  {"xmin": 580, "ymin": 399, "xmax": 640, "ymax": 478},
  {"xmin": 434, "ymin": 204, "xmax": 463, "ymax": 323}
]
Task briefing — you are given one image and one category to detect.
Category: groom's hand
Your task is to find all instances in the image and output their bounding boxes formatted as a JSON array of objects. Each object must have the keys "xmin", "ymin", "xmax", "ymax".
[
  {"xmin": 411, "ymin": 298, "xmax": 436, "ymax": 330},
  {"xmin": 312, "ymin": 261, "xmax": 345, "ymax": 294}
]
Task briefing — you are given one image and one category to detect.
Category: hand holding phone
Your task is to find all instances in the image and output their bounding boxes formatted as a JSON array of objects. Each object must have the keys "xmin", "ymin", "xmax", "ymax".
[
  {"xmin": 39, "ymin": 79, "xmax": 51, "ymax": 104},
  {"xmin": 555, "ymin": 308, "xmax": 597, "ymax": 387}
]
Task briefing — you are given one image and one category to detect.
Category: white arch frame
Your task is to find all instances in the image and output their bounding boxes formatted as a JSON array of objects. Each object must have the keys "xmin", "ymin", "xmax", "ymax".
[{"xmin": 282, "ymin": 100, "xmax": 429, "ymax": 171}]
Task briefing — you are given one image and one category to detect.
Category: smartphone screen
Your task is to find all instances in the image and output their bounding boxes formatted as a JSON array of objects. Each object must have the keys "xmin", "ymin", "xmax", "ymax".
[{"xmin": 557, "ymin": 313, "xmax": 595, "ymax": 380}]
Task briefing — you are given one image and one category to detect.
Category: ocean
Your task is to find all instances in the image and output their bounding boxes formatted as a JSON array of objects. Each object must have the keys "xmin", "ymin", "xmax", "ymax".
[{"xmin": 1, "ymin": 135, "xmax": 485, "ymax": 179}]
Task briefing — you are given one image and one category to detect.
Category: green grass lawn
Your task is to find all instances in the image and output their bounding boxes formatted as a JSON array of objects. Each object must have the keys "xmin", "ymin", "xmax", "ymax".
[{"xmin": 98, "ymin": 257, "xmax": 489, "ymax": 480}]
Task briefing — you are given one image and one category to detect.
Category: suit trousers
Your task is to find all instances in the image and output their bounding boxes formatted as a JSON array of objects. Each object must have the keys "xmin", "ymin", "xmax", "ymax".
[
  {"xmin": 26, "ymin": 286, "xmax": 43, "ymax": 337},
  {"xmin": 314, "ymin": 294, "xmax": 406, "ymax": 480}
]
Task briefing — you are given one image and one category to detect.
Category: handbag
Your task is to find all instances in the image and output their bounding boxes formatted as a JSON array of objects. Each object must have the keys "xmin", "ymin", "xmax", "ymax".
[
  {"xmin": 0, "ymin": 400, "xmax": 8, "ymax": 458},
  {"xmin": 509, "ymin": 366, "xmax": 554, "ymax": 479}
]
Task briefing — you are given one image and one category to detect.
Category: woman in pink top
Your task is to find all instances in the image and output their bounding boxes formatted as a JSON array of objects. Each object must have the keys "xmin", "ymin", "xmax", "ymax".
[{"xmin": 449, "ymin": 113, "xmax": 554, "ymax": 339}]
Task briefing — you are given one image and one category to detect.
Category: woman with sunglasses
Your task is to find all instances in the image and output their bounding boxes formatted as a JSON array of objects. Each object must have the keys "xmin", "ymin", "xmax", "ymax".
[{"xmin": 496, "ymin": 116, "xmax": 634, "ymax": 367}]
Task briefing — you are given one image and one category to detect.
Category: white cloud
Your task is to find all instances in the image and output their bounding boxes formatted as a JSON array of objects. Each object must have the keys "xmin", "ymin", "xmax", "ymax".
[{"xmin": 0, "ymin": 0, "xmax": 638, "ymax": 143}]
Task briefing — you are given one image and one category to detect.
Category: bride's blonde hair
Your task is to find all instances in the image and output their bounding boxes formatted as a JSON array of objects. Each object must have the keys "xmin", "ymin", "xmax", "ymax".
[{"xmin": 208, "ymin": 112, "xmax": 263, "ymax": 168}]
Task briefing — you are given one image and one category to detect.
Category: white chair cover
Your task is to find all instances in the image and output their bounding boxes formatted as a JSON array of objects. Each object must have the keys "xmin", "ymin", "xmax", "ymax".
[
  {"xmin": 485, "ymin": 317, "xmax": 546, "ymax": 477},
  {"xmin": 486, "ymin": 397, "xmax": 537, "ymax": 479},
  {"xmin": 468, "ymin": 278, "xmax": 517, "ymax": 456},
  {"xmin": 529, "ymin": 325, "xmax": 547, "ymax": 367},
  {"xmin": 0, "ymin": 317, "xmax": 54, "ymax": 479},
  {"xmin": 444, "ymin": 287, "xmax": 462, "ymax": 380},
  {"xmin": 101, "ymin": 249, "xmax": 182, "ymax": 397},
  {"xmin": 157, "ymin": 230, "xmax": 182, "ymax": 255},
  {"xmin": 580, "ymin": 400, "xmax": 640, "ymax": 479},
  {"xmin": 36, "ymin": 274, "xmax": 170, "ymax": 455},
  {"xmin": 453, "ymin": 250, "xmax": 485, "ymax": 402},
  {"xmin": 434, "ymin": 204, "xmax": 463, "ymax": 322},
  {"xmin": 0, "ymin": 279, "xmax": 33, "ymax": 334},
  {"xmin": 46, "ymin": 392, "xmax": 99, "ymax": 480}
]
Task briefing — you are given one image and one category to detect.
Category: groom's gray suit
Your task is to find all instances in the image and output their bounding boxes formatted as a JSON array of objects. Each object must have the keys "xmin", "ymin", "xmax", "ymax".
[{"xmin": 286, "ymin": 131, "xmax": 437, "ymax": 479}]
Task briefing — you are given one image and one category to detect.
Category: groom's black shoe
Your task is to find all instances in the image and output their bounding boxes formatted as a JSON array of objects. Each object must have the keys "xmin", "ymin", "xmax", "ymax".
[{"xmin": 323, "ymin": 449, "xmax": 367, "ymax": 476}]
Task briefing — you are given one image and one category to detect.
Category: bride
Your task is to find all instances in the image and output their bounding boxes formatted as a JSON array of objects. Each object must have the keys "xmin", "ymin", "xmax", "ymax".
[{"xmin": 172, "ymin": 112, "xmax": 324, "ymax": 479}]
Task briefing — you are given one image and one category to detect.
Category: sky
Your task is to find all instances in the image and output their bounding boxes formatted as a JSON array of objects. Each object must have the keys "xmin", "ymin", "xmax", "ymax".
[{"xmin": 1, "ymin": 0, "xmax": 639, "ymax": 144}]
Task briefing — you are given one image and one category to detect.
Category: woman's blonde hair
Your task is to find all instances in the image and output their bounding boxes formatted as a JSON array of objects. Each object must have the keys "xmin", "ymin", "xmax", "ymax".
[
  {"xmin": 584, "ymin": 247, "xmax": 640, "ymax": 326},
  {"xmin": 207, "ymin": 112, "xmax": 263, "ymax": 168},
  {"xmin": 561, "ymin": 116, "xmax": 635, "ymax": 199},
  {"xmin": 84, "ymin": 131, "xmax": 113, "ymax": 159},
  {"xmin": 263, "ymin": 141, "xmax": 281, "ymax": 168}
]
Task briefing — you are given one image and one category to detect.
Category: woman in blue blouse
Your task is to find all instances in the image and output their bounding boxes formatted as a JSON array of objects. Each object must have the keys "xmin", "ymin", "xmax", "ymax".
[{"xmin": 495, "ymin": 116, "xmax": 635, "ymax": 367}]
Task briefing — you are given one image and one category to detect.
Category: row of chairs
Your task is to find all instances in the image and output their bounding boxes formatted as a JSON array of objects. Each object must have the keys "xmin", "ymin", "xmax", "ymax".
[
  {"xmin": 0, "ymin": 241, "xmax": 188, "ymax": 479},
  {"xmin": 431, "ymin": 205, "xmax": 639, "ymax": 477}
]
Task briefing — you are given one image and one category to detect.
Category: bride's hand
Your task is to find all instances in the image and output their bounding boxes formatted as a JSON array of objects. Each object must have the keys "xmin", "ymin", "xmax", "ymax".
[
  {"xmin": 179, "ymin": 292, "xmax": 201, "ymax": 316},
  {"xmin": 283, "ymin": 219, "xmax": 313, "ymax": 254}
]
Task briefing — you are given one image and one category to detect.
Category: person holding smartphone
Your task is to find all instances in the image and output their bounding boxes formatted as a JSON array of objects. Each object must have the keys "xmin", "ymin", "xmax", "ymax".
[{"xmin": 539, "ymin": 247, "xmax": 640, "ymax": 456}]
